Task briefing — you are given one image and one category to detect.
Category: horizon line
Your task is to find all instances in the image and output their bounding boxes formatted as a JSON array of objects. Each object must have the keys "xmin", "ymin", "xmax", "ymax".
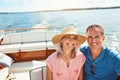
[{"xmin": 0, "ymin": 6, "xmax": 120, "ymax": 14}]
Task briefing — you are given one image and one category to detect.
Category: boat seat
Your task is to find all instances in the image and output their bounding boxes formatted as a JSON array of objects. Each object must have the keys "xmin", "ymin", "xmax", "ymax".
[
  {"xmin": 29, "ymin": 60, "xmax": 46, "ymax": 80},
  {"xmin": 20, "ymin": 42, "xmax": 47, "ymax": 52},
  {"xmin": 0, "ymin": 53, "xmax": 13, "ymax": 80},
  {"xmin": 21, "ymin": 31, "xmax": 46, "ymax": 43},
  {"xmin": 0, "ymin": 33, "xmax": 22, "ymax": 53},
  {"xmin": 9, "ymin": 60, "xmax": 45, "ymax": 73},
  {"xmin": 46, "ymin": 41, "xmax": 55, "ymax": 49},
  {"xmin": 19, "ymin": 31, "xmax": 47, "ymax": 52},
  {"xmin": 45, "ymin": 31, "xmax": 58, "ymax": 49},
  {"xmin": 0, "ymin": 31, "xmax": 60, "ymax": 53},
  {"xmin": 9, "ymin": 61, "xmax": 33, "ymax": 73},
  {"xmin": 0, "ymin": 67, "xmax": 9, "ymax": 80},
  {"xmin": 29, "ymin": 66, "xmax": 46, "ymax": 80},
  {"xmin": 0, "ymin": 43, "xmax": 21, "ymax": 53}
]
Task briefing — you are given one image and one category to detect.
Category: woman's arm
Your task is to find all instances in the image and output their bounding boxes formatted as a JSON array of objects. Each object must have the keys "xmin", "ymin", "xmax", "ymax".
[
  {"xmin": 78, "ymin": 67, "xmax": 83, "ymax": 80},
  {"xmin": 46, "ymin": 65, "xmax": 53, "ymax": 80}
]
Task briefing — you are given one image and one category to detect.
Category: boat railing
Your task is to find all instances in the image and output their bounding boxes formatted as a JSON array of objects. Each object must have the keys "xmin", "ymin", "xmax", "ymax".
[{"xmin": 0, "ymin": 26, "xmax": 64, "ymax": 35}]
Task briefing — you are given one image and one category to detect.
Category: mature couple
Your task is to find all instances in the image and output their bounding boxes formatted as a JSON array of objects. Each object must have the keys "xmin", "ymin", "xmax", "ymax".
[{"xmin": 45, "ymin": 24, "xmax": 120, "ymax": 80}]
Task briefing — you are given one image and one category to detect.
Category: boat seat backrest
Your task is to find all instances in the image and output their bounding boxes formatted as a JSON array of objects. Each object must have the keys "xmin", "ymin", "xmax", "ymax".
[
  {"xmin": 22, "ymin": 32, "xmax": 46, "ymax": 43},
  {"xmin": 45, "ymin": 31, "xmax": 59, "ymax": 41},
  {"xmin": 29, "ymin": 66, "xmax": 46, "ymax": 80},
  {"xmin": 0, "ymin": 31, "xmax": 59, "ymax": 53},
  {"xmin": 1, "ymin": 31, "xmax": 60, "ymax": 45},
  {"xmin": 10, "ymin": 33, "xmax": 23, "ymax": 44},
  {"xmin": 1, "ymin": 34, "xmax": 11, "ymax": 44},
  {"xmin": 1, "ymin": 33, "xmax": 23, "ymax": 45}
]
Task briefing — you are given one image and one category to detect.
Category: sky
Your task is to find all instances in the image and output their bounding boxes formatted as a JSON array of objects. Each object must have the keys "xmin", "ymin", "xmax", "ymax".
[{"xmin": 0, "ymin": 0, "xmax": 120, "ymax": 12}]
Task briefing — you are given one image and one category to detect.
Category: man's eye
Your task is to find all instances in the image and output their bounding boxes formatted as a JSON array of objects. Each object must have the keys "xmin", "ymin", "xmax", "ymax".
[{"xmin": 88, "ymin": 36, "xmax": 92, "ymax": 39}]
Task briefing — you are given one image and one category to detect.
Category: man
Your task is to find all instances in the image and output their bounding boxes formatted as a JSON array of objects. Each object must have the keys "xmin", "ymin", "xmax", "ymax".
[{"xmin": 80, "ymin": 24, "xmax": 120, "ymax": 80}]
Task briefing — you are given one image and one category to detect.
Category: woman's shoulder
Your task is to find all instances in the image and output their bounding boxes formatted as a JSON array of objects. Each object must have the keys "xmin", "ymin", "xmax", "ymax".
[
  {"xmin": 73, "ymin": 50, "xmax": 86, "ymax": 66},
  {"xmin": 46, "ymin": 51, "xmax": 58, "ymax": 60}
]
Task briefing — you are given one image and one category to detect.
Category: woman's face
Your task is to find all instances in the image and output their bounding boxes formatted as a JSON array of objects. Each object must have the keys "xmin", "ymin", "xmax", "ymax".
[{"xmin": 61, "ymin": 34, "xmax": 78, "ymax": 51}]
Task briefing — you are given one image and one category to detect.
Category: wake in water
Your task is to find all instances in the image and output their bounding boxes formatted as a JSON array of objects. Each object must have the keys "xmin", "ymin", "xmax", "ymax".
[{"xmin": 105, "ymin": 35, "xmax": 120, "ymax": 53}]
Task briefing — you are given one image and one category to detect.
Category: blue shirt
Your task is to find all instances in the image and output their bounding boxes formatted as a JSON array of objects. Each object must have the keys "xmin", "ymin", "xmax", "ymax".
[{"xmin": 80, "ymin": 46, "xmax": 120, "ymax": 80}]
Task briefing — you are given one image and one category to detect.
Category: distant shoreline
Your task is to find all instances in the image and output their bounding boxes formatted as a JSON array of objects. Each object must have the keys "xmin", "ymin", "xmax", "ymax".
[{"xmin": 0, "ymin": 6, "xmax": 120, "ymax": 14}]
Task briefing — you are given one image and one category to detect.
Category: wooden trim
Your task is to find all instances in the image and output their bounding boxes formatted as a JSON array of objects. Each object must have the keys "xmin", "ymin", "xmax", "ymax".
[{"xmin": 6, "ymin": 49, "xmax": 56, "ymax": 62}]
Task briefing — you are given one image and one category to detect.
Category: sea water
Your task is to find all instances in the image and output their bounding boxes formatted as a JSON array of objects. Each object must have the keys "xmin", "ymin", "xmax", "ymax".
[{"xmin": 0, "ymin": 8, "xmax": 120, "ymax": 53}]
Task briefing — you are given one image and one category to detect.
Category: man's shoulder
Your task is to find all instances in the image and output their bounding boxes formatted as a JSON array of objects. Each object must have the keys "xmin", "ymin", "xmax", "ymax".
[
  {"xmin": 103, "ymin": 46, "xmax": 120, "ymax": 56},
  {"xmin": 80, "ymin": 46, "xmax": 89, "ymax": 50},
  {"xmin": 80, "ymin": 46, "xmax": 89, "ymax": 54}
]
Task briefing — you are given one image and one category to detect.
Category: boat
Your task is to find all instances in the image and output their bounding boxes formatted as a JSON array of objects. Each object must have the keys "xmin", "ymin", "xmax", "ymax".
[
  {"xmin": 0, "ymin": 27, "xmax": 120, "ymax": 80},
  {"xmin": 0, "ymin": 26, "xmax": 63, "ymax": 80}
]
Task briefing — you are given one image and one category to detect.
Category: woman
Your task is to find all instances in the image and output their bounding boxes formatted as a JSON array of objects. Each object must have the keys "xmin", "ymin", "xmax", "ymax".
[{"xmin": 45, "ymin": 25, "xmax": 86, "ymax": 80}]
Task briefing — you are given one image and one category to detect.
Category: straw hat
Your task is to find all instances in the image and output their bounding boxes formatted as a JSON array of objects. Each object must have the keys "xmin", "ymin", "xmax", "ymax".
[{"xmin": 52, "ymin": 25, "xmax": 86, "ymax": 45}]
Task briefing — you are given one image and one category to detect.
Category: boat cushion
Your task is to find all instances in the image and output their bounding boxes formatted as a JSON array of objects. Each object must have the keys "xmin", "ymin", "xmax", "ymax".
[
  {"xmin": 9, "ymin": 61, "xmax": 33, "ymax": 73},
  {"xmin": 0, "ymin": 53, "xmax": 13, "ymax": 80},
  {"xmin": 0, "ymin": 44, "xmax": 21, "ymax": 53},
  {"xmin": 46, "ymin": 41, "xmax": 55, "ymax": 49},
  {"xmin": 20, "ymin": 42, "xmax": 47, "ymax": 51},
  {"xmin": 0, "ymin": 67, "xmax": 9, "ymax": 80},
  {"xmin": 0, "ymin": 31, "xmax": 60, "ymax": 53},
  {"xmin": 0, "ymin": 53, "xmax": 13, "ymax": 67},
  {"xmin": 22, "ymin": 31, "xmax": 46, "ymax": 43},
  {"xmin": 9, "ymin": 60, "xmax": 45, "ymax": 73}
]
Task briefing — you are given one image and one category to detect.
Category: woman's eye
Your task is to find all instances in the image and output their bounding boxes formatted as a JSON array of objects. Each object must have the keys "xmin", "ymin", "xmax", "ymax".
[
  {"xmin": 73, "ymin": 37, "xmax": 77, "ymax": 40},
  {"xmin": 65, "ymin": 36, "xmax": 70, "ymax": 39},
  {"xmin": 64, "ymin": 35, "xmax": 77, "ymax": 40}
]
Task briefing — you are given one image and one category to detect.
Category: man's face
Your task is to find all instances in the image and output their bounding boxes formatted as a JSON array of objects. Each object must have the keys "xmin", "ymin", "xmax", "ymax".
[{"xmin": 86, "ymin": 28, "xmax": 105, "ymax": 51}]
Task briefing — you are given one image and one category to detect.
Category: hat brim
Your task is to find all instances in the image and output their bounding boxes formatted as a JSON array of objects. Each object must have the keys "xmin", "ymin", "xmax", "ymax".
[{"xmin": 52, "ymin": 34, "xmax": 86, "ymax": 45}]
